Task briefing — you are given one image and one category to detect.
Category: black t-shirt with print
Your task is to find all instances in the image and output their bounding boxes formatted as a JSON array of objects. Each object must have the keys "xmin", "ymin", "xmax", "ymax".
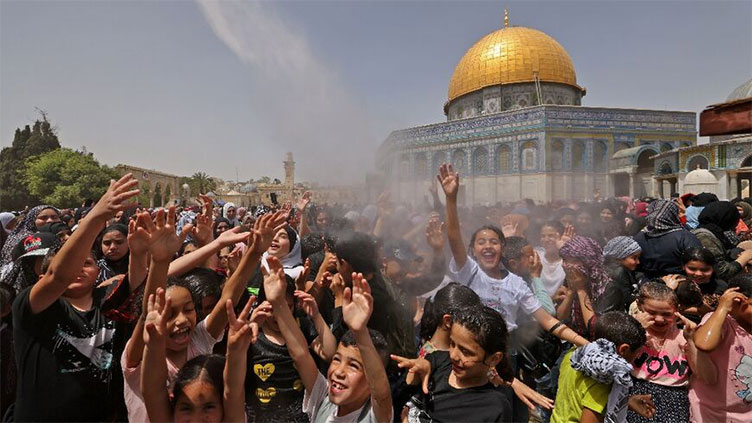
[
  {"xmin": 245, "ymin": 314, "xmax": 318, "ymax": 423},
  {"xmin": 413, "ymin": 351, "xmax": 512, "ymax": 423},
  {"xmin": 12, "ymin": 279, "xmax": 131, "ymax": 422}
]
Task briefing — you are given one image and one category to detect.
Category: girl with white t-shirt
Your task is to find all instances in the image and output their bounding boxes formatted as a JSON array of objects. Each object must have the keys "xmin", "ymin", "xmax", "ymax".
[
  {"xmin": 436, "ymin": 163, "xmax": 587, "ymax": 346},
  {"xmin": 535, "ymin": 220, "xmax": 572, "ymax": 297}
]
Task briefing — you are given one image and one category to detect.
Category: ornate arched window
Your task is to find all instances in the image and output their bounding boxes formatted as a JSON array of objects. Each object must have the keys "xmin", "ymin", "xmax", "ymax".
[
  {"xmin": 452, "ymin": 150, "xmax": 466, "ymax": 174},
  {"xmin": 498, "ymin": 145, "xmax": 512, "ymax": 173},
  {"xmin": 594, "ymin": 141, "xmax": 608, "ymax": 172},
  {"xmin": 521, "ymin": 141, "xmax": 537, "ymax": 171},
  {"xmin": 432, "ymin": 152, "xmax": 445, "ymax": 174},
  {"xmin": 472, "ymin": 147, "xmax": 489, "ymax": 175},
  {"xmin": 414, "ymin": 153, "xmax": 427, "ymax": 178},
  {"xmin": 572, "ymin": 141, "xmax": 585, "ymax": 170},
  {"xmin": 550, "ymin": 140, "xmax": 564, "ymax": 170}
]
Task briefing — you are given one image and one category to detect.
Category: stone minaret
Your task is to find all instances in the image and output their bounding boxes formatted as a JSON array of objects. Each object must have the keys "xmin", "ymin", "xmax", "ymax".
[{"xmin": 284, "ymin": 152, "xmax": 295, "ymax": 203}]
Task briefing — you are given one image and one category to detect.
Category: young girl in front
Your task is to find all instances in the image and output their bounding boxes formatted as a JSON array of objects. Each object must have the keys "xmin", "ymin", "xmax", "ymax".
[
  {"xmin": 393, "ymin": 306, "xmax": 514, "ymax": 422},
  {"xmin": 629, "ymin": 282, "xmax": 700, "ymax": 423},
  {"xmin": 244, "ymin": 275, "xmax": 336, "ymax": 422},
  {"xmin": 691, "ymin": 274, "xmax": 752, "ymax": 422},
  {"xmin": 140, "ymin": 290, "xmax": 254, "ymax": 422},
  {"xmin": 535, "ymin": 220, "xmax": 572, "ymax": 298}
]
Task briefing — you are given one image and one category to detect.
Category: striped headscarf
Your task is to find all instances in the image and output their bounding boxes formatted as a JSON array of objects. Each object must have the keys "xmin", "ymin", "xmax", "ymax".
[
  {"xmin": 645, "ymin": 199, "xmax": 683, "ymax": 237},
  {"xmin": 560, "ymin": 236, "xmax": 612, "ymax": 299}
]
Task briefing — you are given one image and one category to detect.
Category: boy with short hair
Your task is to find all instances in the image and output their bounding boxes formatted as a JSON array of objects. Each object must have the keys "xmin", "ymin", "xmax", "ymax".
[
  {"xmin": 12, "ymin": 175, "xmax": 140, "ymax": 421},
  {"xmin": 264, "ymin": 256, "xmax": 392, "ymax": 423},
  {"xmin": 551, "ymin": 311, "xmax": 651, "ymax": 423}
]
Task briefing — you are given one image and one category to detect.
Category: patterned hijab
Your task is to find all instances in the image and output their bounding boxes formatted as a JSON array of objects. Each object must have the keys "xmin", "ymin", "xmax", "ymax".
[
  {"xmin": 645, "ymin": 199, "xmax": 683, "ymax": 237},
  {"xmin": 0, "ymin": 205, "xmax": 60, "ymax": 266},
  {"xmin": 560, "ymin": 236, "xmax": 612, "ymax": 299}
]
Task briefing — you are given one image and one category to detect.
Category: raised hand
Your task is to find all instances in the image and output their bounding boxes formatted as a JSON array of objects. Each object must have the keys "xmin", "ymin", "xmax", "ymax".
[
  {"xmin": 556, "ymin": 224, "xmax": 576, "ymax": 250},
  {"xmin": 436, "ymin": 163, "xmax": 460, "ymax": 199},
  {"xmin": 226, "ymin": 246, "xmax": 243, "ymax": 275},
  {"xmin": 329, "ymin": 273, "xmax": 345, "ymax": 300},
  {"xmin": 146, "ymin": 206, "xmax": 191, "ymax": 262},
  {"xmin": 634, "ymin": 311, "xmax": 655, "ymax": 330},
  {"xmin": 674, "ymin": 312, "xmax": 698, "ymax": 340},
  {"xmin": 390, "ymin": 355, "xmax": 431, "ymax": 394},
  {"xmin": 143, "ymin": 288, "xmax": 171, "ymax": 345},
  {"xmin": 250, "ymin": 300, "xmax": 273, "ymax": 327},
  {"xmin": 127, "ymin": 213, "xmax": 150, "ymax": 257},
  {"xmin": 296, "ymin": 191, "xmax": 312, "ymax": 211},
  {"xmin": 251, "ymin": 211, "xmax": 288, "ymax": 254},
  {"xmin": 718, "ymin": 287, "xmax": 747, "ymax": 313},
  {"xmin": 226, "ymin": 296, "xmax": 258, "ymax": 351},
  {"xmin": 294, "ymin": 290, "xmax": 320, "ymax": 318},
  {"xmin": 530, "ymin": 251, "xmax": 543, "ymax": 279},
  {"xmin": 662, "ymin": 274, "xmax": 685, "ymax": 290},
  {"xmin": 262, "ymin": 256, "xmax": 287, "ymax": 304},
  {"xmin": 216, "ymin": 226, "xmax": 250, "ymax": 247},
  {"xmin": 90, "ymin": 173, "xmax": 140, "ymax": 221},
  {"xmin": 342, "ymin": 272, "xmax": 373, "ymax": 332},
  {"xmin": 193, "ymin": 213, "xmax": 213, "ymax": 247},
  {"xmin": 425, "ymin": 216, "xmax": 445, "ymax": 251},
  {"xmin": 295, "ymin": 258, "xmax": 312, "ymax": 291},
  {"xmin": 500, "ymin": 215, "xmax": 519, "ymax": 238}
]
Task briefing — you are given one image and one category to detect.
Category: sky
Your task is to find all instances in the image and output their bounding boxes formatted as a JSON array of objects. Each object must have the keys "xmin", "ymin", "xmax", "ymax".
[{"xmin": 1, "ymin": 0, "xmax": 750, "ymax": 184}]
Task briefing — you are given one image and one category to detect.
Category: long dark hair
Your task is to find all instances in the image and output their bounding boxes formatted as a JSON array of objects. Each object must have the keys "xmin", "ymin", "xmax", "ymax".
[
  {"xmin": 419, "ymin": 283, "xmax": 481, "ymax": 342},
  {"xmin": 171, "ymin": 354, "xmax": 225, "ymax": 409},
  {"xmin": 96, "ymin": 224, "xmax": 129, "ymax": 261}
]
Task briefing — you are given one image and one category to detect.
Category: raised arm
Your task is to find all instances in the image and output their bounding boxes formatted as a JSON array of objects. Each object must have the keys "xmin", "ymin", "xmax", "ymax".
[
  {"xmin": 344, "ymin": 273, "xmax": 392, "ymax": 423},
  {"xmin": 167, "ymin": 226, "xmax": 248, "ymax": 277},
  {"xmin": 125, "ymin": 207, "xmax": 191, "ymax": 368},
  {"xmin": 533, "ymin": 308, "xmax": 589, "ymax": 347},
  {"xmin": 29, "ymin": 174, "xmax": 139, "ymax": 314},
  {"xmin": 223, "ymin": 297, "xmax": 258, "ymax": 423},
  {"xmin": 204, "ymin": 211, "xmax": 286, "ymax": 339},
  {"xmin": 126, "ymin": 214, "xmax": 150, "ymax": 292},
  {"xmin": 296, "ymin": 191, "xmax": 312, "ymax": 238},
  {"xmin": 694, "ymin": 288, "xmax": 745, "ymax": 352},
  {"xmin": 140, "ymin": 289, "xmax": 172, "ymax": 423},
  {"xmin": 437, "ymin": 164, "xmax": 467, "ymax": 268},
  {"xmin": 264, "ymin": 256, "xmax": 320, "ymax": 394},
  {"xmin": 295, "ymin": 290, "xmax": 337, "ymax": 361}
]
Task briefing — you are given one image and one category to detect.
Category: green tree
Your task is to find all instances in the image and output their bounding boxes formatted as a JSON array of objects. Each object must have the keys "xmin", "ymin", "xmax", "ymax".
[
  {"xmin": 189, "ymin": 172, "xmax": 217, "ymax": 195},
  {"xmin": 0, "ymin": 115, "xmax": 61, "ymax": 209},
  {"xmin": 139, "ymin": 182, "xmax": 152, "ymax": 207},
  {"xmin": 23, "ymin": 148, "xmax": 118, "ymax": 208}
]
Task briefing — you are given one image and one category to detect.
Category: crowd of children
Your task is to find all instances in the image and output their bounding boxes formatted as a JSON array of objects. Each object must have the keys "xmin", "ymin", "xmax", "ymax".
[{"xmin": 1, "ymin": 167, "xmax": 752, "ymax": 423}]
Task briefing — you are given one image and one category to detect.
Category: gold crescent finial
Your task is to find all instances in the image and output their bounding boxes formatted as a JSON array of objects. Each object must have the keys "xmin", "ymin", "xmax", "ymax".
[{"xmin": 504, "ymin": 7, "xmax": 509, "ymax": 28}]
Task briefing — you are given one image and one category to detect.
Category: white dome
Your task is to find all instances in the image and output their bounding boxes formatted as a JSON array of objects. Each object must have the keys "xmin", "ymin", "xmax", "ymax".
[{"xmin": 683, "ymin": 168, "xmax": 718, "ymax": 196}]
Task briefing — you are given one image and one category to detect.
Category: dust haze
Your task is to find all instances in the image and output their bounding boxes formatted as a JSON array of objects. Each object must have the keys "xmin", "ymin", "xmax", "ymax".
[{"xmin": 197, "ymin": 0, "xmax": 380, "ymax": 186}]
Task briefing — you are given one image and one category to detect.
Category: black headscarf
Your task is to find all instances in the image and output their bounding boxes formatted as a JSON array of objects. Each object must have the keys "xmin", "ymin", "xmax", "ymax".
[
  {"xmin": 698, "ymin": 201, "xmax": 740, "ymax": 249},
  {"xmin": 692, "ymin": 193, "xmax": 719, "ymax": 207}
]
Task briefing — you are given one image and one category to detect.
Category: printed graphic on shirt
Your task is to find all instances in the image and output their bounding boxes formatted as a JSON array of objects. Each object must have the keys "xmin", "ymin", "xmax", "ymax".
[
  {"xmin": 255, "ymin": 363, "xmax": 275, "ymax": 382},
  {"xmin": 633, "ymin": 347, "xmax": 690, "ymax": 381},
  {"xmin": 256, "ymin": 387, "xmax": 277, "ymax": 403},
  {"xmin": 52, "ymin": 321, "xmax": 116, "ymax": 379},
  {"xmin": 734, "ymin": 354, "xmax": 752, "ymax": 404}
]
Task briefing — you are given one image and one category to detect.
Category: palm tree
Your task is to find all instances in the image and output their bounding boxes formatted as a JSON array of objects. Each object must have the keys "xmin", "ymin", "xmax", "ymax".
[{"xmin": 191, "ymin": 172, "xmax": 217, "ymax": 195}]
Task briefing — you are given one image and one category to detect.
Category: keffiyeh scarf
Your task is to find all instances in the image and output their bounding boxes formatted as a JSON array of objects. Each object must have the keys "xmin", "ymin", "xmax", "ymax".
[
  {"xmin": 645, "ymin": 199, "xmax": 683, "ymax": 237},
  {"xmin": 570, "ymin": 338, "xmax": 634, "ymax": 423}
]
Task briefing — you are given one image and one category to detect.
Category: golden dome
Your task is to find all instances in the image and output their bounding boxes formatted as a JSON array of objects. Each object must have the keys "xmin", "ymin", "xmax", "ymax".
[{"xmin": 448, "ymin": 26, "xmax": 582, "ymax": 102}]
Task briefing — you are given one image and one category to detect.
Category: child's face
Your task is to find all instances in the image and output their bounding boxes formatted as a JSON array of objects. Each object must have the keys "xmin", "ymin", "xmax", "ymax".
[
  {"xmin": 448, "ymin": 323, "xmax": 496, "ymax": 382},
  {"xmin": 639, "ymin": 298, "xmax": 676, "ymax": 336},
  {"xmin": 621, "ymin": 252, "xmax": 641, "ymax": 272},
  {"xmin": 267, "ymin": 228, "xmax": 291, "ymax": 258},
  {"xmin": 539, "ymin": 226, "xmax": 561, "ymax": 250},
  {"xmin": 326, "ymin": 344, "xmax": 370, "ymax": 409},
  {"xmin": 684, "ymin": 260, "xmax": 713, "ymax": 284},
  {"xmin": 508, "ymin": 245, "xmax": 534, "ymax": 277},
  {"xmin": 165, "ymin": 286, "xmax": 198, "ymax": 352},
  {"xmin": 173, "ymin": 380, "xmax": 222, "ymax": 423},
  {"xmin": 472, "ymin": 229, "xmax": 503, "ymax": 273},
  {"xmin": 63, "ymin": 253, "xmax": 99, "ymax": 298},
  {"xmin": 600, "ymin": 208, "xmax": 614, "ymax": 222}
]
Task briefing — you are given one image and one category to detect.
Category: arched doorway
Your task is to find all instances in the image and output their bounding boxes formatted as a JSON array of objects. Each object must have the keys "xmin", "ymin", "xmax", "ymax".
[{"xmin": 634, "ymin": 149, "xmax": 657, "ymax": 198}]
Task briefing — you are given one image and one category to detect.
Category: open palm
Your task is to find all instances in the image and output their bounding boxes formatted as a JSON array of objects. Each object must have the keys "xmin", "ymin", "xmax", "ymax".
[
  {"xmin": 436, "ymin": 163, "xmax": 460, "ymax": 198},
  {"xmin": 148, "ymin": 207, "xmax": 189, "ymax": 262},
  {"xmin": 342, "ymin": 272, "xmax": 373, "ymax": 332}
]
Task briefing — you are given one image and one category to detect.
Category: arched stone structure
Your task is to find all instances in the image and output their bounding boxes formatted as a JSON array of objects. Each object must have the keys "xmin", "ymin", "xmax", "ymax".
[{"xmin": 116, "ymin": 164, "xmax": 182, "ymax": 208}]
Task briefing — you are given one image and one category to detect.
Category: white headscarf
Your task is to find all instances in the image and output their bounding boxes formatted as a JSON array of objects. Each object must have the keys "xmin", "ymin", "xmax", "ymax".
[
  {"xmin": 0, "ymin": 212, "xmax": 15, "ymax": 234},
  {"xmin": 222, "ymin": 202, "xmax": 240, "ymax": 227},
  {"xmin": 261, "ymin": 228, "xmax": 304, "ymax": 279}
]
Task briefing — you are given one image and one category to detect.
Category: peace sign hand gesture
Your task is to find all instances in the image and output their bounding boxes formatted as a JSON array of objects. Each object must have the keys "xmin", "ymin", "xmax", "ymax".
[{"xmin": 226, "ymin": 296, "xmax": 259, "ymax": 352}]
